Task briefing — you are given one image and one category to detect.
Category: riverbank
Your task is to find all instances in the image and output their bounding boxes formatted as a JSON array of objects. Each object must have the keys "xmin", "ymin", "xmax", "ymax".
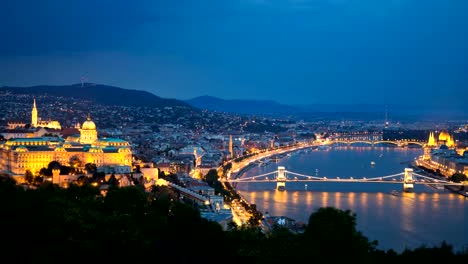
[{"xmin": 410, "ymin": 161, "xmax": 468, "ymax": 198}]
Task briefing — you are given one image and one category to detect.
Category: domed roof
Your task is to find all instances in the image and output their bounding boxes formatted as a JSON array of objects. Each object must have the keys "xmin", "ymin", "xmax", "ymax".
[
  {"xmin": 82, "ymin": 117, "xmax": 96, "ymax": 130},
  {"xmin": 438, "ymin": 130, "xmax": 450, "ymax": 141}
]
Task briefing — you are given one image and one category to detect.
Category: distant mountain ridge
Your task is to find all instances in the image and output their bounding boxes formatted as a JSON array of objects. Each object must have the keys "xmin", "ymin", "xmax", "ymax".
[
  {"xmin": 0, "ymin": 83, "xmax": 190, "ymax": 108},
  {"xmin": 186, "ymin": 95, "xmax": 468, "ymax": 121},
  {"xmin": 185, "ymin": 95, "xmax": 297, "ymax": 116}
]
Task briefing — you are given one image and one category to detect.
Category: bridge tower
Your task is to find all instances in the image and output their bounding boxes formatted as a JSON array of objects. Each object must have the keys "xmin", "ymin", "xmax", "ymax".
[
  {"xmin": 276, "ymin": 166, "xmax": 286, "ymax": 191},
  {"xmin": 403, "ymin": 168, "xmax": 414, "ymax": 192}
]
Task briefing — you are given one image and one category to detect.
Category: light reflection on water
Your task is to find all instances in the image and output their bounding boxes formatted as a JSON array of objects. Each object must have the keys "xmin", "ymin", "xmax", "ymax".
[{"xmin": 236, "ymin": 147, "xmax": 467, "ymax": 253}]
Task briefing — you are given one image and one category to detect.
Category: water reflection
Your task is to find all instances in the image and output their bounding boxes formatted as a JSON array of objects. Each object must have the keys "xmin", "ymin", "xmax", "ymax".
[
  {"xmin": 240, "ymin": 189, "xmax": 467, "ymax": 253},
  {"xmin": 306, "ymin": 191, "xmax": 313, "ymax": 206},
  {"xmin": 292, "ymin": 191, "xmax": 299, "ymax": 205},
  {"xmin": 376, "ymin": 192, "xmax": 384, "ymax": 217},
  {"xmin": 360, "ymin": 192, "xmax": 368, "ymax": 210},
  {"xmin": 432, "ymin": 193, "xmax": 439, "ymax": 210},
  {"xmin": 400, "ymin": 192, "xmax": 415, "ymax": 234},
  {"xmin": 237, "ymin": 147, "xmax": 467, "ymax": 253},
  {"xmin": 349, "ymin": 192, "xmax": 355, "ymax": 207},
  {"xmin": 334, "ymin": 192, "xmax": 341, "ymax": 208},
  {"xmin": 322, "ymin": 192, "xmax": 329, "ymax": 208}
]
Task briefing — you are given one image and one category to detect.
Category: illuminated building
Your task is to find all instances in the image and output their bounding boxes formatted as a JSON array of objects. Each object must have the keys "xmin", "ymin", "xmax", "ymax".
[
  {"xmin": 0, "ymin": 115, "xmax": 132, "ymax": 181},
  {"xmin": 425, "ymin": 130, "xmax": 456, "ymax": 149},
  {"xmin": 437, "ymin": 130, "xmax": 455, "ymax": 148},
  {"xmin": 427, "ymin": 132, "xmax": 437, "ymax": 147},
  {"xmin": 418, "ymin": 130, "xmax": 467, "ymax": 177},
  {"xmin": 31, "ymin": 99, "xmax": 62, "ymax": 130}
]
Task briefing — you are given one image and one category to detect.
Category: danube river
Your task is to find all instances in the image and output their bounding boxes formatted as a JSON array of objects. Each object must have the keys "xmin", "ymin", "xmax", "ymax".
[{"xmin": 235, "ymin": 146, "xmax": 467, "ymax": 253}]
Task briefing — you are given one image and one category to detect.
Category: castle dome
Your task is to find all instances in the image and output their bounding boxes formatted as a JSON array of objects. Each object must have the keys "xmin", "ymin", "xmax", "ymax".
[{"xmin": 81, "ymin": 117, "xmax": 96, "ymax": 130}]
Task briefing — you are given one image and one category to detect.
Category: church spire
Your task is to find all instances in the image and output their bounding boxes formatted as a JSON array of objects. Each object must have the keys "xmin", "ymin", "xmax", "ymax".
[
  {"xmin": 31, "ymin": 98, "xmax": 38, "ymax": 127},
  {"xmin": 427, "ymin": 131, "xmax": 436, "ymax": 147}
]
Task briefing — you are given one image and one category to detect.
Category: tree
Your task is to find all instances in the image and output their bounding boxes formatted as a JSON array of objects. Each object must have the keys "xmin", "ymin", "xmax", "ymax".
[
  {"xmin": 150, "ymin": 185, "xmax": 178, "ymax": 201},
  {"xmin": 84, "ymin": 163, "xmax": 97, "ymax": 174},
  {"xmin": 450, "ymin": 173, "xmax": 467, "ymax": 183},
  {"xmin": 135, "ymin": 165, "xmax": 141, "ymax": 173},
  {"xmin": 92, "ymin": 171, "xmax": 105, "ymax": 182},
  {"xmin": 25, "ymin": 170, "xmax": 34, "ymax": 184},
  {"xmin": 69, "ymin": 155, "xmax": 82, "ymax": 169},
  {"xmin": 108, "ymin": 174, "xmax": 118, "ymax": 186},
  {"xmin": 204, "ymin": 169, "xmax": 218, "ymax": 187},
  {"xmin": 47, "ymin": 161, "xmax": 61, "ymax": 171},
  {"xmin": 39, "ymin": 168, "xmax": 48, "ymax": 176},
  {"xmin": 300, "ymin": 207, "xmax": 377, "ymax": 257},
  {"xmin": 400, "ymin": 241, "xmax": 457, "ymax": 260},
  {"xmin": 76, "ymin": 175, "xmax": 89, "ymax": 186},
  {"xmin": 33, "ymin": 176, "xmax": 43, "ymax": 185}
]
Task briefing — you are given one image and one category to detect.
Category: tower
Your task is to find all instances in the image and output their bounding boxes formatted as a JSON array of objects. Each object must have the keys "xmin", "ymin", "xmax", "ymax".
[
  {"xmin": 229, "ymin": 135, "xmax": 233, "ymax": 159},
  {"xmin": 427, "ymin": 132, "xmax": 436, "ymax": 147},
  {"xmin": 403, "ymin": 168, "xmax": 414, "ymax": 192},
  {"xmin": 276, "ymin": 166, "xmax": 286, "ymax": 191},
  {"xmin": 446, "ymin": 135, "xmax": 455, "ymax": 148},
  {"xmin": 31, "ymin": 99, "xmax": 38, "ymax": 127},
  {"xmin": 52, "ymin": 166, "xmax": 61, "ymax": 185},
  {"xmin": 384, "ymin": 105, "xmax": 389, "ymax": 128}
]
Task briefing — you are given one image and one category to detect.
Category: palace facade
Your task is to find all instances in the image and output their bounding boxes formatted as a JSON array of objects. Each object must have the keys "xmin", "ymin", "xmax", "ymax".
[{"xmin": 0, "ymin": 100, "xmax": 132, "ymax": 179}]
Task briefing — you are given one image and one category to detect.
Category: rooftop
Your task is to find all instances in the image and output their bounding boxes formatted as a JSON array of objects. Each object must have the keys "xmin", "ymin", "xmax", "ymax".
[{"xmin": 99, "ymin": 137, "xmax": 127, "ymax": 143}]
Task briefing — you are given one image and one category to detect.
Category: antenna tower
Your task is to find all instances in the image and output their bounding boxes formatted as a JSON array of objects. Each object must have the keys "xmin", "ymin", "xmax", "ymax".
[{"xmin": 384, "ymin": 105, "xmax": 389, "ymax": 128}]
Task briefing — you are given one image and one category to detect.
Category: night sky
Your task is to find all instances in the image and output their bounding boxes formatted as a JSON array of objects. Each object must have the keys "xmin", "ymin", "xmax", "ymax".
[{"xmin": 1, "ymin": 0, "xmax": 467, "ymax": 108}]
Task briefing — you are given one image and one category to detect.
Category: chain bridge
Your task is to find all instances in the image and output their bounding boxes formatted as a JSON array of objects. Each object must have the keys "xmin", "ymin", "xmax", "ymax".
[{"xmin": 227, "ymin": 166, "xmax": 463, "ymax": 192}]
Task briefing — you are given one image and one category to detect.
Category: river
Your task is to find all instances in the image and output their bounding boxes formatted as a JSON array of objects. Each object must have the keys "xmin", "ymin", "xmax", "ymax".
[{"xmin": 236, "ymin": 146, "xmax": 467, "ymax": 253}]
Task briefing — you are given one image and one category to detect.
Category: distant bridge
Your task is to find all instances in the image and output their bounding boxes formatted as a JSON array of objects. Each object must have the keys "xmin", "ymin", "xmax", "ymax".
[
  {"xmin": 229, "ymin": 139, "xmax": 425, "ymax": 174},
  {"xmin": 325, "ymin": 139, "xmax": 425, "ymax": 147},
  {"xmin": 226, "ymin": 166, "xmax": 463, "ymax": 192}
]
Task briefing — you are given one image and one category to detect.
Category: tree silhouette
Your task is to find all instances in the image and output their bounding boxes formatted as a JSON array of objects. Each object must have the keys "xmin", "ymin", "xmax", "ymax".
[
  {"xmin": 450, "ymin": 173, "xmax": 467, "ymax": 183},
  {"xmin": 107, "ymin": 174, "xmax": 118, "ymax": 186},
  {"xmin": 25, "ymin": 169, "xmax": 34, "ymax": 184},
  {"xmin": 84, "ymin": 163, "xmax": 97, "ymax": 174},
  {"xmin": 300, "ymin": 207, "xmax": 378, "ymax": 257},
  {"xmin": 69, "ymin": 155, "xmax": 82, "ymax": 169}
]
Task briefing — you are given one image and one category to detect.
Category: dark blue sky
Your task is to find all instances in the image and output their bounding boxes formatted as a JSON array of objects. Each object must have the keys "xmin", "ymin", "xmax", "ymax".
[{"xmin": 1, "ymin": 0, "xmax": 467, "ymax": 107}]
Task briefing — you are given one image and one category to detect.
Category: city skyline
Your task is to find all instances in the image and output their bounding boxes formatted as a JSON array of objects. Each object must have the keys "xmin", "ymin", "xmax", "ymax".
[{"xmin": 1, "ymin": 1, "xmax": 467, "ymax": 108}]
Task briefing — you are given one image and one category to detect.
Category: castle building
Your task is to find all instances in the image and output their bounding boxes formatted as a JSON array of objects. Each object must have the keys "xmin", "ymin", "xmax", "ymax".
[{"xmin": 0, "ymin": 100, "xmax": 132, "ymax": 180}]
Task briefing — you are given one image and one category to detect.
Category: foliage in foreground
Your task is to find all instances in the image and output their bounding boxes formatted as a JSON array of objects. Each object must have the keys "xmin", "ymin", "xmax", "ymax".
[{"xmin": 0, "ymin": 178, "xmax": 466, "ymax": 262}]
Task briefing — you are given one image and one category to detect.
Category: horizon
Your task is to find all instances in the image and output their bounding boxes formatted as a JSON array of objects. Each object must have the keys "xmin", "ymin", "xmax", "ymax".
[
  {"xmin": 1, "ymin": 1, "xmax": 467, "ymax": 107},
  {"xmin": 2, "ymin": 82, "xmax": 468, "ymax": 120}
]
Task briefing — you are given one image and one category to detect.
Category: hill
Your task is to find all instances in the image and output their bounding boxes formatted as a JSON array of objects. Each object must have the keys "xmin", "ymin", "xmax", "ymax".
[
  {"xmin": 0, "ymin": 83, "xmax": 190, "ymax": 108},
  {"xmin": 186, "ymin": 96, "xmax": 468, "ymax": 121},
  {"xmin": 185, "ymin": 95, "xmax": 297, "ymax": 116}
]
